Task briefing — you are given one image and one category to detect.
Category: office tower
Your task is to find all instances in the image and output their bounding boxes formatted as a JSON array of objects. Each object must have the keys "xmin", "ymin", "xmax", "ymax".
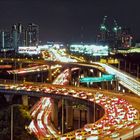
[
  {"xmin": 112, "ymin": 19, "xmax": 122, "ymax": 49},
  {"xmin": 0, "ymin": 30, "xmax": 11, "ymax": 50},
  {"xmin": 11, "ymin": 24, "xmax": 18, "ymax": 52},
  {"xmin": 121, "ymin": 27, "xmax": 132, "ymax": 48},
  {"xmin": 26, "ymin": 23, "xmax": 39, "ymax": 46},
  {"xmin": 97, "ymin": 16, "xmax": 133, "ymax": 49},
  {"xmin": 97, "ymin": 16, "xmax": 110, "ymax": 45},
  {"xmin": 17, "ymin": 23, "xmax": 25, "ymax": 47}
]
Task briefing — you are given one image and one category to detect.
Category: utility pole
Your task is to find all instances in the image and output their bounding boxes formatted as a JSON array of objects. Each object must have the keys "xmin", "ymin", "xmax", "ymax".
[
  {"xmin": 11, "ymin": 105, "xmax": 13, "ymax": 140},
  {"xmin": 62, "ymin": 99, "xmax": 64, "ymax": 134},
  {"xmin": 11, "ymin": 104, "xmax": 19, "ymax": 140}
]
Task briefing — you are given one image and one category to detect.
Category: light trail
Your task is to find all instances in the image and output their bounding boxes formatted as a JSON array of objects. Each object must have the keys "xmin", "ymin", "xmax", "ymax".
[
  {"xmin": 2, "ymin": 52, "xmax": 140, "ymax": 139},
  {"xmin": 94, "ymin": 62, "xmax": 140, "ymax": 96},
  {"xmin": 0, "ymin": 80, "xmax": 139, "ymax": 139}
]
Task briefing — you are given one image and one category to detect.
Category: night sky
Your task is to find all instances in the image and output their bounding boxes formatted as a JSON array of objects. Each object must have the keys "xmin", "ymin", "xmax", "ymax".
[{"xmin": 0, "ymin": 0, "xmax": 140, "ymax": 43}]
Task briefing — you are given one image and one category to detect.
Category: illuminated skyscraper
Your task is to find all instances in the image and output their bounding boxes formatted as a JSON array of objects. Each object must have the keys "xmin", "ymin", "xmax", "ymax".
[
  {"xmin": 0, "ymin": 30, "xmax": 11, "ymax": 50},
  {"xmin": 17, "ymin": 23, "xmax": 25, "ymax": 47},
  {"xmin": 97, "ymin": 16, "xmax": 109, "ymax": 44},
  {"xmin": 97, "ymin": 16, "xmax": 133, "ymax": 49},
  {"xmin": 112, "ymin": 19, "xmax": 122, "ymax": 49},
  {"xmin": 10, "ymin": 23, "xmax": 39, "ymax": 52},
  {"xmin": 26, "ymin": 23, "xmax": 39, "ymax": 46},
  {"xmin": 121, "ymin": 27, "xmax": 132, "ymax": 48},
  {"xmin": 11, "ymin": 24, "xmax": 18, "ymax": 52}
]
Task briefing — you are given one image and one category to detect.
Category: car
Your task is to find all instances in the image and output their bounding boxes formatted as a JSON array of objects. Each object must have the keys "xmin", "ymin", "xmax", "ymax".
[{"xmin": 110, "ymin": 132, "xmax": 119, "ymax": 138}]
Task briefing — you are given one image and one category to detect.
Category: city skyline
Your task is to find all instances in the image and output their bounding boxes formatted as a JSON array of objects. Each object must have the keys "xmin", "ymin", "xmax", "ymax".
[
  {"xmin": 0, "ymin": 0, "xmax": 140, "ymax": 43},
  {"xmin": 0, "ymin": 1, "xmax": 140, "ymax": 140}
]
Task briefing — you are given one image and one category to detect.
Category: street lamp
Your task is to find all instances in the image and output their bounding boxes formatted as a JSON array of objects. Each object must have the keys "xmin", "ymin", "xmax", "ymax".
[
  {"xmin": 62, "ymin": 99, "xmax": 64, "ymax": 135},
  {"xmin": 11, "ymin": 104, "xmax": 19, "ymax": 140},
  {"xmin": 94, "ymin": 97, "xmax": 96, "ymax": 123}
]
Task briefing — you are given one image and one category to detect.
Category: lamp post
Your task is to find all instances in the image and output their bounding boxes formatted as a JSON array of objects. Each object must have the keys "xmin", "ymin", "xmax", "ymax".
[
  {"xmin": 11, "ymin": 105, "xmax": 13, "ymax": 140},
  {"xmin": 11, "ymin": 104, "xmax": 19, "ymax": 140},
  {"xmin": 62, "ymin": 99, "xmax": 64, "ymax": 134},
  {"xmin": 94, "ymin": 97, "xmax": 96, "ymax": 123}
]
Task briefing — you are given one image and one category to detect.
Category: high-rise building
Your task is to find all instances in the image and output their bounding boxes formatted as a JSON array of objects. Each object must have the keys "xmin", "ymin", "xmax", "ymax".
[
  {"xmin": 97, "ymin": 16, "xmax": 110, "ymax": 45},
  {"xmin": 10, "ymin": 23, "xmax": 39, "ymax": 52},
  {"xmin": 121, "ymin": 27, "xmax": 132, "ymax": 48},
  {"xmin": 26, "ymin": 23, "xmax": 39, "ymax": 46},
  {"xmin": 97, "ymin": 16, "xmax": 133, "ymax": 49},
  {"xmin": 0, "ymin": 30, "xmax": 11, "ymax": 51},
  {"xmin": 17, "ymin": 23, "xmax": 25, "ymax": 47},
  {"xmin": 111, "ymin": 19, "xmax": 122, "ymax": 49},
  {"xmin": 11, "ymin": 24, "xmax": 18, "ymax": 52}
]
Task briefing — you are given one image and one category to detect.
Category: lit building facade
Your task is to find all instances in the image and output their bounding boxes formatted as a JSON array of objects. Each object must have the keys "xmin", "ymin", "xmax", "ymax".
[
  {"xmin": 10, "ymin": 23, "xmax": 39, "ymax": 52},
  {"xmin": 97, "ymin": 16, "xmax": 133, "ymax": 50},
  {"xmin": 121, "ymin": 28, "xmax": 132, "ymax": 48},
  {"xmin": 26, "ymin": 23, "xmax": 39, "ymax": 46},
  {"xmin": 0, "ymin": 30, "xmax": 11, "ymax": 51}
]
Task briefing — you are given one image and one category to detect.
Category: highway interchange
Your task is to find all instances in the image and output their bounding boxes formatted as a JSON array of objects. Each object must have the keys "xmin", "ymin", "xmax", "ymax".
[{"xmin": 0, "ymin": 48, "xmax": 140, "ymax": 139}]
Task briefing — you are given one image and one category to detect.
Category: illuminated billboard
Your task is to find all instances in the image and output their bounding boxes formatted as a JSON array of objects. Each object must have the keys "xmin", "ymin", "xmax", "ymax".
[
  {"xmin": 70, "ymin": 44, "xmax": 109, "ymax": 56},
  {"xmin": 18, "ymin": 46, "xmax": 40, "ymax": 55}
]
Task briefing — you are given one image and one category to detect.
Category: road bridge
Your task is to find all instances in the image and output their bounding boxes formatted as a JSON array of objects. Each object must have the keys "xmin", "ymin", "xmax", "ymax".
[{"xmin": 0, "ymin": 80, "xmax": 140, "ymax": 139}]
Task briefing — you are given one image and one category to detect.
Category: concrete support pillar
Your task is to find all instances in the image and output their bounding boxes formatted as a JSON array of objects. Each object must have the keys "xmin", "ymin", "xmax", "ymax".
[
  {"xmin": 93, "ymin": 69, "xmax": 97, "ymax": 77},
  {"xmin": 115, "ymin": 80, "xmax": 119, "ymax": 92},
  {"xmin": 91, "ymin": 69, "xmax": 95, "ymax": 77},
  {"xmin": 40, "ymin": 68, "xmax": 44, "ymax": 83},
  {"xmin": 23, "ymin": 77, "xmax": 26, "ymax": 83},
  {"xmin": 118, "ymin": 60, "xmax": 120, "ymax": 70},
  {"xmin": 4, "ymin": 94, "xmax": 14, "ymax": 103},
  {"xmin": 22, "ymin": 95, "xmax": 28, "ymax": 106},
  {"xmin": 51, "ymin": 99, "xmax": 58, "ymax": 128},
  {"xmin": 137, "ymin": 64, "xmax": 139, "ymax": 80},
  {"xmin": 77, "ymin": 68, "xmax": 81, "ymax": 87},
  {"xmin": 85, "ymin": 110, "xmax": 87, "ymax": 123},
  {"xmin": 110, "ymin": 80, "xmax": 115, "ymax": 90},
  {"xmin": 87, "ymin": 106, "xmax": 94, "ymax": 123},
  {"xmin": 106, "ymin": 81, "xmax": 111, "ymax": 90},
  {"xmin": 62, "ymin": 99, "xmax": 64, "ymax": 134},
  {"xmin": 106, "ymin": 81, "xmax": 109, "ymax": 90},
  {"xmin": 87, "ymin": 108, "xmax": 90, "ymax": 124},
  {"xmin": 129, "ymin": 62, "xmax": 131, "ymax": 73},
  {"xmin": 95, "ymin": 108, "xmax": 100, "ymax": 122},
  {"xmin": 68, "ymin": 67, "xmax": 72, "ymax": 85},
  {"xmin": 118, "ymin": 83, "xmax": 121, "ymax": 92},
  {"xmin": 98, "ymin": 71, "xmax": 102, "ymax": 77},
  {"xmin": 19, "ymin": 63, "xmax": 22, "ymax": 69},
  {"xmin": 95, "ymin": 107, "xmax": 98, "ymax": 121},
  {"xmin": 95, "ymin": 106, "xmax": 105, "ymax": 121},
  {"xmin": 124, "ymin": 61, "xmax": 127, "ymax": 71},
  {"xmin": 78, "ymin": 110, "xmax": 81, "ymax": 128},
  {"xmin": 83, "ymin": 68, "xmax": 88, "ymax": 77},
  {"xmin": 48, "ymin": 65, "xmax": 52, "ymax": 83},
  {"xmin": 65, "ymin": 100, "xmax": 73, "ymax": 130},
  {"xmin": 101, "ymin": 82, "xmax": 105, "ymax": 89},
  {"xmin": 87, "ymin": 82, "xmax": 90, "ymax": 88}
]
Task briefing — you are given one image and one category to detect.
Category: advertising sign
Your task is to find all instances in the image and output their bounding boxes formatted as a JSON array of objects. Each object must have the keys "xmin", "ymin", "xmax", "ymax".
[{"xmin": 18, "ymin": 46, "xmax": 40, "ymax": 55}]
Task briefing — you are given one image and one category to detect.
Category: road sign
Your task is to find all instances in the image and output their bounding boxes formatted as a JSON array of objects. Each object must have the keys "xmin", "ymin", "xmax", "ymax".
[{"xmin": 80, "ymin": 74, "xmax": 115, "ymax": 83}]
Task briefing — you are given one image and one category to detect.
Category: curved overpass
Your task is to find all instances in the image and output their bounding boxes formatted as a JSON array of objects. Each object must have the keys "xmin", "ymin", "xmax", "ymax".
[
  {"xmin": 2, "ymin": 58, "xmax": 140, "ymax": 96},
  {"xmin": 1, "ymin": 58, "xmax": 140, "ymax": 139},
  {"xmin": 0, "ymin": 81, "xmax": 140, "ymax": 139}
]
